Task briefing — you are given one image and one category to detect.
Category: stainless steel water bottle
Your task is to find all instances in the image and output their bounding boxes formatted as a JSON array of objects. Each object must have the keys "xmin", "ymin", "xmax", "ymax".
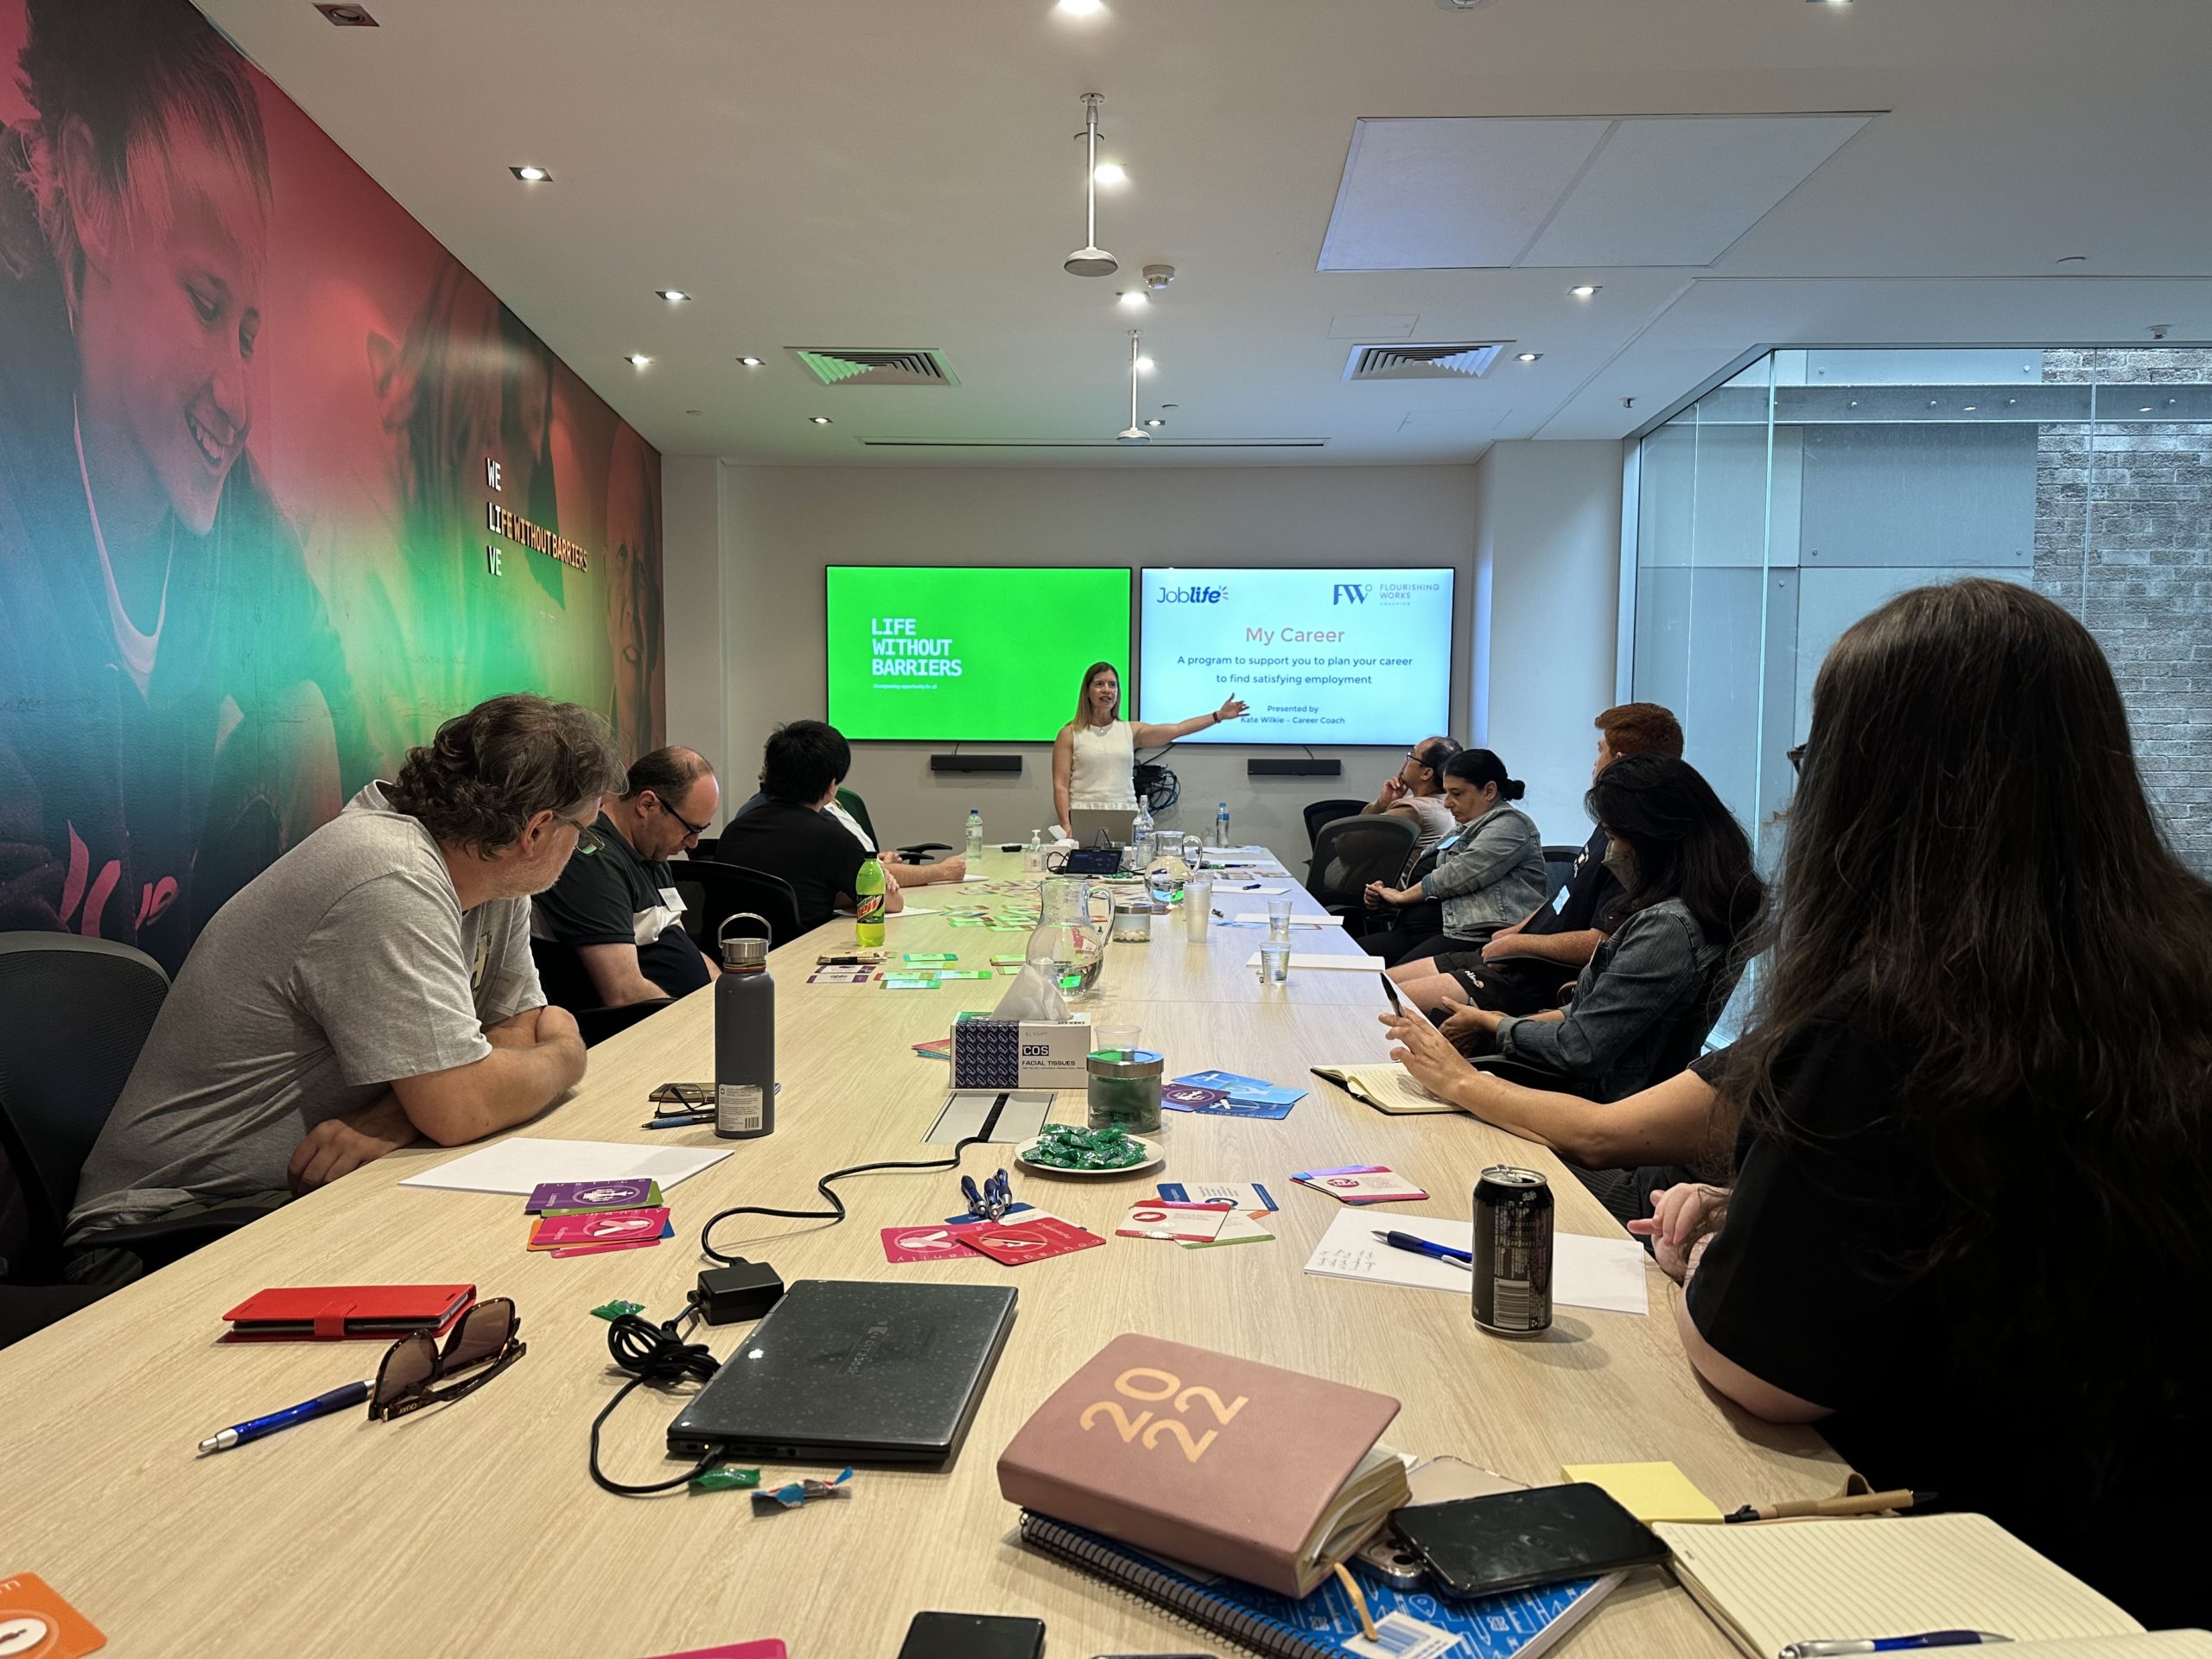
[{"xmin": 715, "ymin": 913, "xmax": 775, "ymax": 1139}]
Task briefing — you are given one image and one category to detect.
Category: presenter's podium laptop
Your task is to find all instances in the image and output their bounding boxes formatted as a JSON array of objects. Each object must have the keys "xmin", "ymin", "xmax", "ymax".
[
  {"xmin": 667, "ymin": 1279, "xmax": 1017, "ymax": 1465},
  {"xmin": 1067, "ymin": 807, "xmax": 1136, "ymax": 847}
]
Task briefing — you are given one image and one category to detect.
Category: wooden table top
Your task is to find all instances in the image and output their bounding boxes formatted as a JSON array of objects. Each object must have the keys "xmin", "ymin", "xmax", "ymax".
[{"xmin": 0, "ymin": 853, "xmax": 1840, "ymax": 1658}]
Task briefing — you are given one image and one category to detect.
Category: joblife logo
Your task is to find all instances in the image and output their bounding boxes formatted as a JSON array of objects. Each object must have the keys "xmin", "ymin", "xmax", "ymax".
[
  {"xmin": 1154, "ymin": 584, "xmax": 1228, "ymax": 604},
  {"xmin": 1332, "ymin": 583, "xmax": 1370, "ymax": 605}
]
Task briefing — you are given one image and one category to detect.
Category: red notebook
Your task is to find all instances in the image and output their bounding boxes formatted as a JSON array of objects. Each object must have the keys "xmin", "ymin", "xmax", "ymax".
[{"xmin": 220, "ymin": 1284, "xmax": 476, "ymax": 1342}]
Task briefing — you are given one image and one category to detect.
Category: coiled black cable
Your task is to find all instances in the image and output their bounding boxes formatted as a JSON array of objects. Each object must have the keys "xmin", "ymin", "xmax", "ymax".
[
  {"xmin": 696, "ymin": 1133, "xmax": 992, "ymax": 1265},
  {"xmin": 588, "ymin": 1298, "xmax": 723, "ymax": 1496}
]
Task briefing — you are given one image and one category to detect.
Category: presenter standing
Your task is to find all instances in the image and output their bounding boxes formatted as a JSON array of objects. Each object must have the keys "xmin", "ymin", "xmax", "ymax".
[{"xmin": 1052, "ymin": 662, "xmax": 1247, "ymax": 831}]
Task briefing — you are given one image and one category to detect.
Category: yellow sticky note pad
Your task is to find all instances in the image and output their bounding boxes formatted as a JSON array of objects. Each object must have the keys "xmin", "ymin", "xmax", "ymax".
[{"xmin": 1561, "ymin": 1460, "xmax": 1724, "ymax": 1524}]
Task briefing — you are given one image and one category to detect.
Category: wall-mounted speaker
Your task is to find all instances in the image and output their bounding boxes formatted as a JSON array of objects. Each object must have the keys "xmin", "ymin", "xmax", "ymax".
[{"xmin": 929, "ymin": 754, "xmax": 1023, "ymax": 774}]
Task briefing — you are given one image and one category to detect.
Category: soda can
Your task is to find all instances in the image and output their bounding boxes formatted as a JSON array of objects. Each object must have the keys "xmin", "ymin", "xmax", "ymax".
[{"xmin": 1472, "ymin": 1166, "xmax": 1554, "ymax": 1334}]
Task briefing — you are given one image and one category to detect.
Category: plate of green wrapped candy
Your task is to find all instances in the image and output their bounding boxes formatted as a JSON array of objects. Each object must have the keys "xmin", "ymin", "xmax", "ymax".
[{"xmin": 1014, "ymin": 1124, "xmax": 1163, "ymax": 1179}]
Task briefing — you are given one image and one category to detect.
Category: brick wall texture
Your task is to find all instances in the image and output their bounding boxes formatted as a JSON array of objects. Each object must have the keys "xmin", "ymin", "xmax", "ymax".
[{"xmin": 2035, "ymin": 348, "xmax": 2212, "ymax": 875}]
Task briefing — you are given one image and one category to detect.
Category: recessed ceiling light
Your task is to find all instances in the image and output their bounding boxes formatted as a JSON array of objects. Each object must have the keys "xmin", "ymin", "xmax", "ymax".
[
  {"xmin": 1568, "ymin": 284, "xmax": 1599, "ymax": 299},
  {"xmin": 1055, "ymin": 0, "xmax": 1106, "ymax": 14},
  {"xmin": 1145, "ymin": 417, "xmax": 1165, "ymax": 428},
  {"xmin": 656, "ymin": 289, "xmax": 690, "ymax": 302},
  {"xmin": 1962, "ymin": 405, "xmax": 1977, "ymax": 412},
  {"xmin": 1093, "ymin": 162, "xmax": 1128, "ymax": 188},
  {"xmin": 625, "ymin": 354, "xmax": 651, "ymax": 367},
  {"xmin": 809, "ymin": 416, "xmax": 833, "ymax": 425},
  {"xmin": 511, "ymin": 165, "xmax": 551, "ymax": 182},
  {"xmin": 1135, "ymin": 356, "xmax": 1156, "ymax": 373},
  {"xmin": 2139, "ymin": 406, "xmax": 2155, "ymax": 413},
  {"xmin": 1848, "ymin": 400, "xmax": 1859, "ymax": 407},
  {"xmin": 1516, "ymin": 352, "xmax": 1541, "ymax": 363},
  {"xmin": 1118, "ymin": 290, "xmax": 1149, "ymax": 310},
  {"xmin": 738, "ymin": 355, "xmax": 764, "ymax": 367},
  {"xmin": 315, "ymin": 3, "xmax": 378, "ymax": 24}
]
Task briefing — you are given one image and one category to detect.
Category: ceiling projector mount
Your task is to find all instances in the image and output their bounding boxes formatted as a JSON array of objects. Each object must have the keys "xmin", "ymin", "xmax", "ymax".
[{"xmin": 1065, "ymin": 93, "xmax": 1118, "ymax": 276}]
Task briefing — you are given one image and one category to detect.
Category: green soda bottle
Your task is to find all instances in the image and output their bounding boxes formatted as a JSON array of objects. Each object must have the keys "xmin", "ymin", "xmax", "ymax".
[{"xmin": 855, "ymin": 855, "xmax": 887, "ymax": 948}]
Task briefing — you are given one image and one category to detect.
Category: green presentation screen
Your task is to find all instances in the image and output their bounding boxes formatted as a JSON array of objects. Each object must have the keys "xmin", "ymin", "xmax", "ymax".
[{"xmin": 824, "ymin": 566, "xmax": 1134, "ymax": 741}]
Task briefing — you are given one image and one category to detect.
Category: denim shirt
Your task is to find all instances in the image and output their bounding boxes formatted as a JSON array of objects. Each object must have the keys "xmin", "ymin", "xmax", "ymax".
[
  {"xmin": 1494, "ymin": 896, "xmax": 1725, "ymax": 1101},
  {"xmin": 1416, "ymin": 803, "xmax": 1548, "ymax": 941}
]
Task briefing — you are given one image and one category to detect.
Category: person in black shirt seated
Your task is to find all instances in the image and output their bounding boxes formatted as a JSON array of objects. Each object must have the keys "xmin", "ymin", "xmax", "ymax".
[
  {"xmin": 713, "ymin": 721, "xmax": 906, "ymax": 935},
  {"xmin": 531, "ymin": 747, "xmax": 722, "ymax": 1010},
  {"xmin": 1611, "ymin": 581, "xmax": 2211, "ymax": 1628},
  {"xmin": 1416, "ymin": 702, "xmax": 1683, "ymax": 1016}
]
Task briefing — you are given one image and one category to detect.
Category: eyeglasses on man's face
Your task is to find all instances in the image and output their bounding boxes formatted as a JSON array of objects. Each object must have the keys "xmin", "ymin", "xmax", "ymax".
[{"xmin": 652, "ymin": 791, "xmax": 713, "ymax": 844}]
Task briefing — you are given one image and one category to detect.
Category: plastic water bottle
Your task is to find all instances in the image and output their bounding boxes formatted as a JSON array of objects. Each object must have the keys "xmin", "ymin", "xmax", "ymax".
[
  {"xmin": 1213, "ymin": 801, "xmax": 1231, "ymax": 849},
  {"xmin": 714, "ymin": 932, "xmax": 775, "ymax": 1140},
  {"xmin": 1024, "ymin": 828, "xmax": 1045, "ymax": 873},
  {"xmin": 965, "ymin": 806, "xmax": 984, "ymax": 861},
  {"xmin": 855, "ymin": 855, "xmax": 887, "ymax": 948},
  {"xmin": 1130, "ymin": 795, "xmax": 1155, "ymax": 871}
]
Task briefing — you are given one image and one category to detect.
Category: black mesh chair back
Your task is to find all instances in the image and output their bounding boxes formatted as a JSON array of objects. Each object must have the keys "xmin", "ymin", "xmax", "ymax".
[
  {"xmin": 679, "ymin": 861, "xmax": 803, "ymax": 950},
  {"xmin": 0, "ymin": 935, "xmax": 170, "ymax": 1278},
  {"xmin": 1302, "ymin": 798, "xmax": 1366, "ymax": 854},
  {"xmin": 1306, "ymin": 815, "xmax": 1419, "ymax": 913},
  {"xmin": 1541, "ymin": 844, "xmax": 1582, "ymax": 897}
]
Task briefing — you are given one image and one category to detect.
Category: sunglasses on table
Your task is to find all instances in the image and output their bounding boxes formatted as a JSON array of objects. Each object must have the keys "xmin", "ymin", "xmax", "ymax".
[{"xmin": 370, "ymin": 1297, "xmax": 525, "ymax": 1421}]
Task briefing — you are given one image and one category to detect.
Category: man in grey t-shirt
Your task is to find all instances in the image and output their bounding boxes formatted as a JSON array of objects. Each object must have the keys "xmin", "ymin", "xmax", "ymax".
[{"xmin": 68, "ymin": 696, "xmax": 627, "ymax": 1265}]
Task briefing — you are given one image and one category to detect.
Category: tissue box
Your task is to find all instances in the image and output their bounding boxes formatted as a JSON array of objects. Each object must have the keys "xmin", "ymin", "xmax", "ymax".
[{"xmin": 950, "ymin": 1019, "xmax": 1094, "ymax": 1090}]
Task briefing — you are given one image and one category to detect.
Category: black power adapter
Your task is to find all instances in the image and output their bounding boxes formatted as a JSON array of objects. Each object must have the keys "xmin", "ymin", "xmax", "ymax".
[{"xmin": 696, "ymin": 1259, "xmax": 784, "ymax": 1325}]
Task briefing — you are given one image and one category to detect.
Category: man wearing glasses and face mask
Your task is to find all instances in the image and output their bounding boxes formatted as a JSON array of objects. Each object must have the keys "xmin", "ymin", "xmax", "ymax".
[
  {"xmin": 65, "ymin": 696, "xmax": 622, "ymax": 1285},
  {"xmin": 531, "ymin": 747, "xmax": 724, "ymax": 1012}
]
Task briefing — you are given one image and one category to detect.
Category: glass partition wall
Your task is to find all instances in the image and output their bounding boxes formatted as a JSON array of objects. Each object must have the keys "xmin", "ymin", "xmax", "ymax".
[{"xmin": 1630, "ymin": 347, "xmax": 2212, "ymax": 876}]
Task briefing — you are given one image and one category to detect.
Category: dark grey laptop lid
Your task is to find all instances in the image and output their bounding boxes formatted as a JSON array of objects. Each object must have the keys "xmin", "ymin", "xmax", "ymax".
[{"xmin": 667, "ymin": 1279, "xmax": 1017, "ymax": 1464}]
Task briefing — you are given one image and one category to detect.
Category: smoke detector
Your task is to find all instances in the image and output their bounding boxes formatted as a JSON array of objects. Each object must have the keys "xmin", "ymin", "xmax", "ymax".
[{"xmin": 1143, "ymin": 264, "xmax": 1176, "ymax": 292}]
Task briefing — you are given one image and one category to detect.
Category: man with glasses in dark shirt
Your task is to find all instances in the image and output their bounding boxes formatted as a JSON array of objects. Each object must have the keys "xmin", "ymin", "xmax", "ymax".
[{"xmin": 531, "ymin": 747, "xmax": 724, "ymax": 1010}]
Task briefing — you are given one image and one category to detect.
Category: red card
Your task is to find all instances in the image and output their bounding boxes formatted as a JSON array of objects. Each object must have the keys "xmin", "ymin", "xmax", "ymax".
[
  {"xmin": 880, "ymin": 1225, "xmax": 982, "ymax": 1264},
  {"xmin": 526, "ymin": 1207, "xmax": 670, "ymax": 1249},
  {"xmin": 950, "ymin": 1215, "xmax": 1105, "ymax": 1265},
  {"xmin": 0, "ymin": 1573, "xmax": 105, "ymax": 1656}
]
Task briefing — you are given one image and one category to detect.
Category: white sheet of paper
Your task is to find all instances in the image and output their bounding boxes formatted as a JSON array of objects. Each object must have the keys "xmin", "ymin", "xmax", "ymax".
[
  {"xmin": 1208, "ymin": 881, "xmax": 1294, "ymax": 895},
  {"xmin": 1243, "ymin": 950, "xmax": 1389, "ymax": 972},
  {"xmin": 1301, "ymin": 1205, "xmax": 1649, "ymax": 1316},
  {"xmin": 398, "ymin": 1137, "xmax": 731, "ymax": 1197},
  {"xmin": 1231, "ymin": 912, "xmax": 1344, "ymax": 926}
]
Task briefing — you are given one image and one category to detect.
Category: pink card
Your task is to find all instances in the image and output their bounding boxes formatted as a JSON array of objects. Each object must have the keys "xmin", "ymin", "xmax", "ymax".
[
  {"xmin": 641, "ymin": 1643, "xmax": 788, "ymax": 1659},
  {"xmin": 527, "ymin": 1206, "xmax": 671, "ymax": 1249},
  {"xmin": 950, "ymin": 1215, "xmax": 1105, "ymax": 1265},
  {"xmin": 880, "ymin": 1225, "xmax": 982, "ymax": 1264},
  {"xmin": 1294, "ymin": 1165, "xmax": 1429, "ymax": 1204},
  {"xmin": 1115, "ymin": 1200, "xmax": 1236, "ymax": 1243}
]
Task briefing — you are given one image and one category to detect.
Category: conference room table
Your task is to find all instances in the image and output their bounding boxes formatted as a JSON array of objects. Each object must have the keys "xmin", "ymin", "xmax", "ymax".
[{"xmin": 0, "ymin": 850, "xmax": 1842, "ymax": 1657}]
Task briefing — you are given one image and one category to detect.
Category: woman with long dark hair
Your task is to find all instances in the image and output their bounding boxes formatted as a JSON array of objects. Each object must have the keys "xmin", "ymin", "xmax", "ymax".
[
  {"xmin": 1392, "ymin": 753, "xmax": 1763, "ymax": 1101},
  {"xmin": 1361, "ymin": 748, "xmax": 1548, "ymax": 964},
  {"xmin": 1645, "ymin": 580, "xmax": 2210, "ymax": 1624},
  {"xmin": 1050, "ymin": 661, "xmax": 1244, "ymax": 832}
]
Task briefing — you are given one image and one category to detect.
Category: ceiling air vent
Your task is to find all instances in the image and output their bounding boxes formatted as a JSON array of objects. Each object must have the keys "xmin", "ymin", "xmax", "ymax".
[
  {"xmin": 1344, "ymin": 342, "xmax": 1507, "ymax": 381},
  {"xmin": 787, "ymin": 347, "xmax": 959, "ymax": 387}
]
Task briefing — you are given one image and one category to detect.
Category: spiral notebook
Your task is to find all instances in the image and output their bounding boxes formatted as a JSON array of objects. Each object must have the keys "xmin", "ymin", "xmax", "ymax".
[{"xmin": 1018, "ymin": 1510, "xmax": 1619, "ymax": 1659}]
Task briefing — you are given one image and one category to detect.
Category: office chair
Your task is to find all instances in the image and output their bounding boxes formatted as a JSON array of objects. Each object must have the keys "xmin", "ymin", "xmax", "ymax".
[
  {"xmin": 680, "ymin": 861, "xmax": 803, "ymax": 950},
  {"xmin": 1303, "ymin": 798, "xmax": 1366, "ymax": 855},
  {"xmin": 1541, "ymin": 844, "xmax": 1582, "ymax": 896},
  {"xmin": 1306, "ymin": 815, "xmax": 1418, "ymax": 916},
  {"xmin": 573, "ymin": 1000, "xmax": 677, "ymax": 1048}
]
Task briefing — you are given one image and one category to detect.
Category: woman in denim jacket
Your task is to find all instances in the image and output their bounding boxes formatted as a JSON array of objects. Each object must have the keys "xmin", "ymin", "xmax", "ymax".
[
  {"xmin": 1402, "ymin": 753, "xmax": 1763, "ymax": 1102},
  {"xmin": 1361, "ymin": 749, "xmax": 1548, "ymax": 965}
]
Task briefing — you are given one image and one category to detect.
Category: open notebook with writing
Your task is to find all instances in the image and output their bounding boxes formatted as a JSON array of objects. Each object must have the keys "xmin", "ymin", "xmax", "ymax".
[
  {"xmin": 1654, "ymin": 1515, "xmax": 2200, "ymax": 1659},
  {"xmin": 1310, "ymin": 1063, "xmax": 1458, "ymax": 1116}
]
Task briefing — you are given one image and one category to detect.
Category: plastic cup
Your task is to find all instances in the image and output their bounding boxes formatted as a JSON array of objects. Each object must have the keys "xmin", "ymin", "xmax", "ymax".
[
  {"xmin": 1266, "ymin": 895, "xmax": 1294, "ymax": 942},
  {"xmin": 1258, "ymin": 940, "xmax": 1291, "ymax": 985},
  {"xmin": 1185, "ymin": 877, "xmax": 1214, "ymax": 941},
  {"xmin": 1096, "ymin": 1022, "xmax": 1141, "ymax": 1062}
]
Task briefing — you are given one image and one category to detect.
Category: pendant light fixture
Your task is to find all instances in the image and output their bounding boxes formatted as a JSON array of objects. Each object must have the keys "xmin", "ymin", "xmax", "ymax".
[
  {"xmin": 1116, "ymin": 329, "xmax": 1150, "ymax": 442},
  {"xmin": 1065, "ymin": 94, "xmax": 1119, "ymax": 276}
]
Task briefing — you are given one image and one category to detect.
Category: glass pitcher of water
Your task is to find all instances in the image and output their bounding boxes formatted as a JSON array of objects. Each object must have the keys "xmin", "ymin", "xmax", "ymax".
[
  {"xmin": 1146, "ymin": 833, "xmax": 1205, "ymax": 906},
  {"xmin": 1024, "ymin": 875, "xmax": 1114, "ymax": 995}
]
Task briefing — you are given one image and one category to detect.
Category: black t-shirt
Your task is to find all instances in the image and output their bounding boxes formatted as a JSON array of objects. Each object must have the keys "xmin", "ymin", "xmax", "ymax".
[
  {"xmin": 1522, "ymin": 825, "xmax": 1621, "ymax": 938},
  {"xmin": 531, "ymin": 814, "xmax": 709, "ymax": 1009},
  {"xmin": 1688, "ymin": 999, "xmax": 2207, "ymax": 1625},
  {"xmin": 712, "ymin": 797, "xmax": 868, "ymax": 935}
]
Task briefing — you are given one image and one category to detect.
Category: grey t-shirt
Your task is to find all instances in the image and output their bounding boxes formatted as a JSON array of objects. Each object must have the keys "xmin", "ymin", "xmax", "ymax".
[{"xmin": 67, "ymin": 784, "xmax": 542, "ymax": 1242}]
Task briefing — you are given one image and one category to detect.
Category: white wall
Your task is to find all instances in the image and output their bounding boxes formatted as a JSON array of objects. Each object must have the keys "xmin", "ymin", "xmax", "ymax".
[
  {"xmin": 1471, "ymin": 441, "xmax": 1626, "ymax": 840},
  {"xmin": 658, "ymin": 458, "xmax": 1622, "ymax": 868},
  {"xmin": 660, "ymin": 454, "xmax": 728, "ymax": 782}
]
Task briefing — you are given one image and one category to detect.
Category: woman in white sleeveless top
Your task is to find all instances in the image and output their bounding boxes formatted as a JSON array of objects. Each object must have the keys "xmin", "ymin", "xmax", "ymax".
[{"xmin": 1052, "ymin": 661, "xmax": 1247, "ymax": 830}]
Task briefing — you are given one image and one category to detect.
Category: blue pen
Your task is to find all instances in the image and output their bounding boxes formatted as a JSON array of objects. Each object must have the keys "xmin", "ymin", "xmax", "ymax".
[
  {"xmin": 1373, "ymin": 1230, "xmax": 1473, "ymax": 1268},
  {"xmin": 198, "ymin": 1379, "xmax": 372, "ymax": 1453},
  {"xmin": 1783, "ymin": 1636, "xmax": 2012, "ymax": 1658}
]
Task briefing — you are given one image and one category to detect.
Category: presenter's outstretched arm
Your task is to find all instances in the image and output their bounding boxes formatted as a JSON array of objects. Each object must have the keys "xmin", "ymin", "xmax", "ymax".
[{"xmin": 1132, "ymin": 696, "xmax": 1249, "ymax": 749}]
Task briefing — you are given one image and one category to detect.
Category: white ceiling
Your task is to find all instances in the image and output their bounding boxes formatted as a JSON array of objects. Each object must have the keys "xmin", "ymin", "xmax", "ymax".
[{"xmin": 198, "ymin": 0, "xmax": 2212, "ymax": 467}]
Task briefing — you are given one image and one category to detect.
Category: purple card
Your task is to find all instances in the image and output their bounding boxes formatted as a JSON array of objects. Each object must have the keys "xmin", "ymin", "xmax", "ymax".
[
  {"xmin": 1161, "ymin": 1083, "xmax": 1229, "ymax": 1109},
  {"xmin": 524, "ymin": 1178, "xmax": 658, "ymax": 1214}
]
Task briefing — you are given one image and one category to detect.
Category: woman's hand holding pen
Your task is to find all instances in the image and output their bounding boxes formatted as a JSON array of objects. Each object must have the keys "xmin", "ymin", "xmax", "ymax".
[{"xmin": 1379, "ymin": 1008, "xmax": 1478, "ymax": 1105}]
